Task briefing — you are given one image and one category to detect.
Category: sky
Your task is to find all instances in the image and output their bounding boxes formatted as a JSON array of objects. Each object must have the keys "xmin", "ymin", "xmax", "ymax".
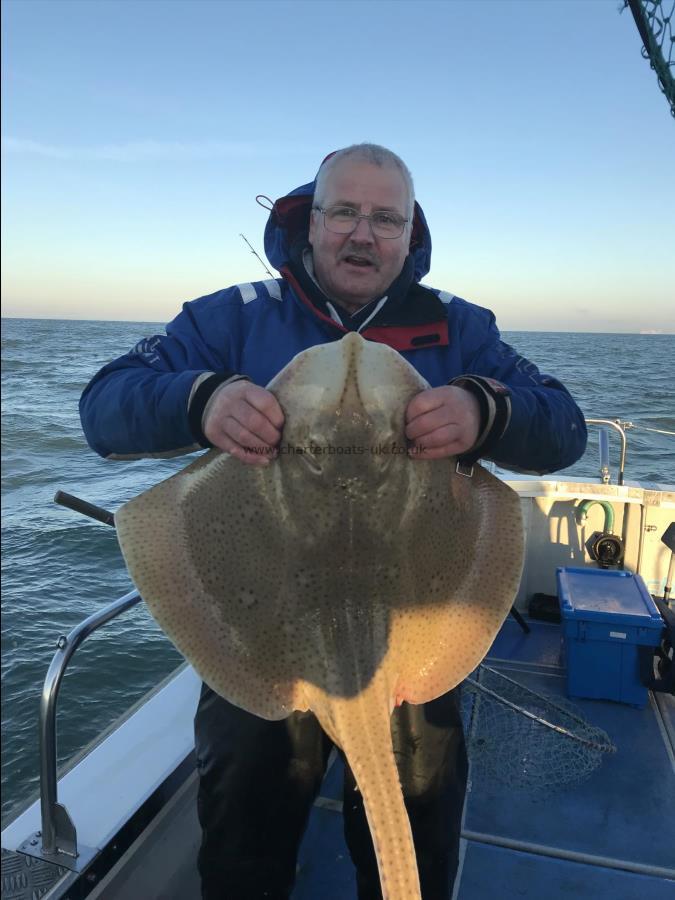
[{"xmin": 1, "ymin": 0, "xmax": 674, "ymax": 332}]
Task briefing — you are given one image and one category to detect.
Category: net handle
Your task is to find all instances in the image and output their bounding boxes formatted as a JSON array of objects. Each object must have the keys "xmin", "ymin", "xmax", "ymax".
[{"xmin": 466, "ymin": 669, "xmax": 616, "ymax": 754}]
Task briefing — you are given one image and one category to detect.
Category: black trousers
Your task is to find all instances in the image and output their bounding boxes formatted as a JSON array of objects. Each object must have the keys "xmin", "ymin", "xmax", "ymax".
[{"xmin": 194, "ymin": 684, "xmax": 467, "ymax": 900}]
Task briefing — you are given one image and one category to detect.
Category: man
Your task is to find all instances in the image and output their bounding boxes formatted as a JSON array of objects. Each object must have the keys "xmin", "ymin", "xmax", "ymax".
[{"xmin": 80, "ymin": 144, "xmax": 587, "ymax": 899}]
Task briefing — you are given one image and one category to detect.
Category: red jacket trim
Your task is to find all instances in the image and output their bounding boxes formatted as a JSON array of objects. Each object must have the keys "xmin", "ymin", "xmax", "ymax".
[
  {"xmin": 280, "ymin": 266, "xmax": 449, "ymax": 351},
  {"xmin": 362, "ymin": 322, "xmax": 449, "ymax": 351}
]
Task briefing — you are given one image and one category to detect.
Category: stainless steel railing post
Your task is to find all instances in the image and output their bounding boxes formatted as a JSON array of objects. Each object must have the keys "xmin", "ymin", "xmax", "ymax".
[
  {"xmin": 37, "ymin": 589, "xmax": 143, "ymax": 860},
  {"xmin": 585, "ymin": 419, "xmax": 630, "ymax": 486}
]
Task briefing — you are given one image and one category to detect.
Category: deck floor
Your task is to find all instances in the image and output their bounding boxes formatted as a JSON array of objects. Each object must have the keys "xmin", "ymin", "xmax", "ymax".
[{"xmin": 292, "ymin": 617, "xmax": 675, "ymax": 899}]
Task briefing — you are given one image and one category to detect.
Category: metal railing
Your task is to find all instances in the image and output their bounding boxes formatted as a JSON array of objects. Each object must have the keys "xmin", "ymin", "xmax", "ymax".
[
  {"xmin": 585, "ymin": 419, "xmax": 630, "ymax": 486},
  {"xmin": 18, "ymin": 588, "xmax": 143, "ymax": 871}
]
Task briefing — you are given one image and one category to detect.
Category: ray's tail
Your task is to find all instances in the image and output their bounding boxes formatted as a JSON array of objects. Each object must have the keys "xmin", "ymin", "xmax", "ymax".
[{"xmin": 302, "ymin": 673, "xmax": 422, "ymax": 900}]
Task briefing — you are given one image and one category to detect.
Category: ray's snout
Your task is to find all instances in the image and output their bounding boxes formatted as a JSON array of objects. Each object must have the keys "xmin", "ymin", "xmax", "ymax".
[{"xmin": 268, "ymin": 334, "xmax": 429, "ymax": 471}]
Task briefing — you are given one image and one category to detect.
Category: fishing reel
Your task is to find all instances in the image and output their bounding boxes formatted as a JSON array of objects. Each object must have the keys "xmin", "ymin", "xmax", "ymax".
[{"xmin": 585, "ymin": 531, "xmax": 625, "ymax": 569}]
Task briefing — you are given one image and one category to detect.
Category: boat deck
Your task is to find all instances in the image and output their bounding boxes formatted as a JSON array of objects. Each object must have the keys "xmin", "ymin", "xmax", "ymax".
[
  {"xmin": 3, "ymin": 616, "xmax": 673, "ymax": 899},
  {"xmin": 293, "ymin": 617, "xmax": 675, "ymax": 899}
]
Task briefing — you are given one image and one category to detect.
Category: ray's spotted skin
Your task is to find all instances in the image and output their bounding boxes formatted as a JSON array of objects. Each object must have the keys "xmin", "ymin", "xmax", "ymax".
[{"xmin": 115, "ymin": 333, "xmax": 525, "ymax": 900}]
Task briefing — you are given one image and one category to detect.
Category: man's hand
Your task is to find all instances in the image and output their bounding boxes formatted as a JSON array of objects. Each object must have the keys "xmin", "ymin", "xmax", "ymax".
[
  {"xmin": 203, "ymin": 381, "xmax": 284, "ymax": 466},
  {"xmin": 405, "ymin": 386, "xmax": 481, "ymax": 460}
]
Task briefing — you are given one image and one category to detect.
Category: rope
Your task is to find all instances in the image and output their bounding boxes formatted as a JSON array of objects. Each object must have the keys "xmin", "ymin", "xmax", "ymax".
[{"xmin": 631, "ymin": 423, "xmax": 675, "ymax": 436}]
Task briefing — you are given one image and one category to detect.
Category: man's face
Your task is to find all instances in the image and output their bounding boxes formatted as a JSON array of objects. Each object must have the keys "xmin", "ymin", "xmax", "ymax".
[{"xmin": 308, "ymin": 160, "xmax": 411, "ymax": 311}]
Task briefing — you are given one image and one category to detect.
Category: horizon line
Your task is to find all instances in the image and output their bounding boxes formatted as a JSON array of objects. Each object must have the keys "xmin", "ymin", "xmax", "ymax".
[{"xmin": 2, "ymin": 315, "xmax": 673, "ymax": 336}]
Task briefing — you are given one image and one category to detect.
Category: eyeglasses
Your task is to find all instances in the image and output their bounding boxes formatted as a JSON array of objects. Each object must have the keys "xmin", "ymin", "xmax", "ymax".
[{"xmin": 313, "ymin": 205, "xmax": 409, "ymax": 239}]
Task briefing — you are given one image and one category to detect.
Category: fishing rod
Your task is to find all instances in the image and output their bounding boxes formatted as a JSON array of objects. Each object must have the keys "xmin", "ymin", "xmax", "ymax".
[
  {"xmin": 240, "ymin": 233, "xmax": 274, "ymax": 278},
  {"xmin": 53, "ymin": 490, "xmax": 115, "ymax": 527}
]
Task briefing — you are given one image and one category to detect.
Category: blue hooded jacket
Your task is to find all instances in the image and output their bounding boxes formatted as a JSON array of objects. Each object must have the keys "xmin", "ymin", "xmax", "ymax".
[{"xmin": 80, "ymin": 173, "xmax": 586, "ymax": 473}]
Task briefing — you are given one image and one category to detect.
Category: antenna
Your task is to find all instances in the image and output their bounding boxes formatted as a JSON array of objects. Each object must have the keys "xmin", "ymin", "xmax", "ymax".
[{"xmin": 240, "ymin": 234, "xmax": 275, "ymax": 279}]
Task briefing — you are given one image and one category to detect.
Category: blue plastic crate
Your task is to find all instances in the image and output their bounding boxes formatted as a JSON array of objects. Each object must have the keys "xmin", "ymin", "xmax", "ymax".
[{"xmin": 556, "ymin": 567, "xmax": 664, "ymax": 707}]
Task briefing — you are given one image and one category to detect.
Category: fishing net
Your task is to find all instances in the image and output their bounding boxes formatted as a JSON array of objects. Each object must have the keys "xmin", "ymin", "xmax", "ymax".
[
  {"xmin": 462, "ymin": 665, "xmax": 616, "ymax": 793},
  {"xmin": 624, "ymin": 0, "xmax": 675, "ymax": 117}
]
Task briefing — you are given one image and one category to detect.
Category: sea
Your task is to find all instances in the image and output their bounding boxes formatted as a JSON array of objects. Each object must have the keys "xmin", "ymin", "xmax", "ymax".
[{"xmin": 1, "ymin": 317, "xmax": 674, "ymax": 822}]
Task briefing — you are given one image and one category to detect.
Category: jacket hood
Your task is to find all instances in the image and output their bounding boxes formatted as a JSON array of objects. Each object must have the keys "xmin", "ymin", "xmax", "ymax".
[{"xmin": 263, "ymin": 165, "xmax": 432, "ymax": 282}]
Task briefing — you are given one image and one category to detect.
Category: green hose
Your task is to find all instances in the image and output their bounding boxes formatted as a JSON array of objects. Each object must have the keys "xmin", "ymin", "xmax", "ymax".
[{"xmin": 576, "ymin": 499, "xmax": 615, "ymax": 533}]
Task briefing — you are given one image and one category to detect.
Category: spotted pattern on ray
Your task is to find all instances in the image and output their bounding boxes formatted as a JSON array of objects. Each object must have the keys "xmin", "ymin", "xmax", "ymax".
[{"xmin": 115, "ymin": 333, "xmax": 524, "ymax": 900}]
